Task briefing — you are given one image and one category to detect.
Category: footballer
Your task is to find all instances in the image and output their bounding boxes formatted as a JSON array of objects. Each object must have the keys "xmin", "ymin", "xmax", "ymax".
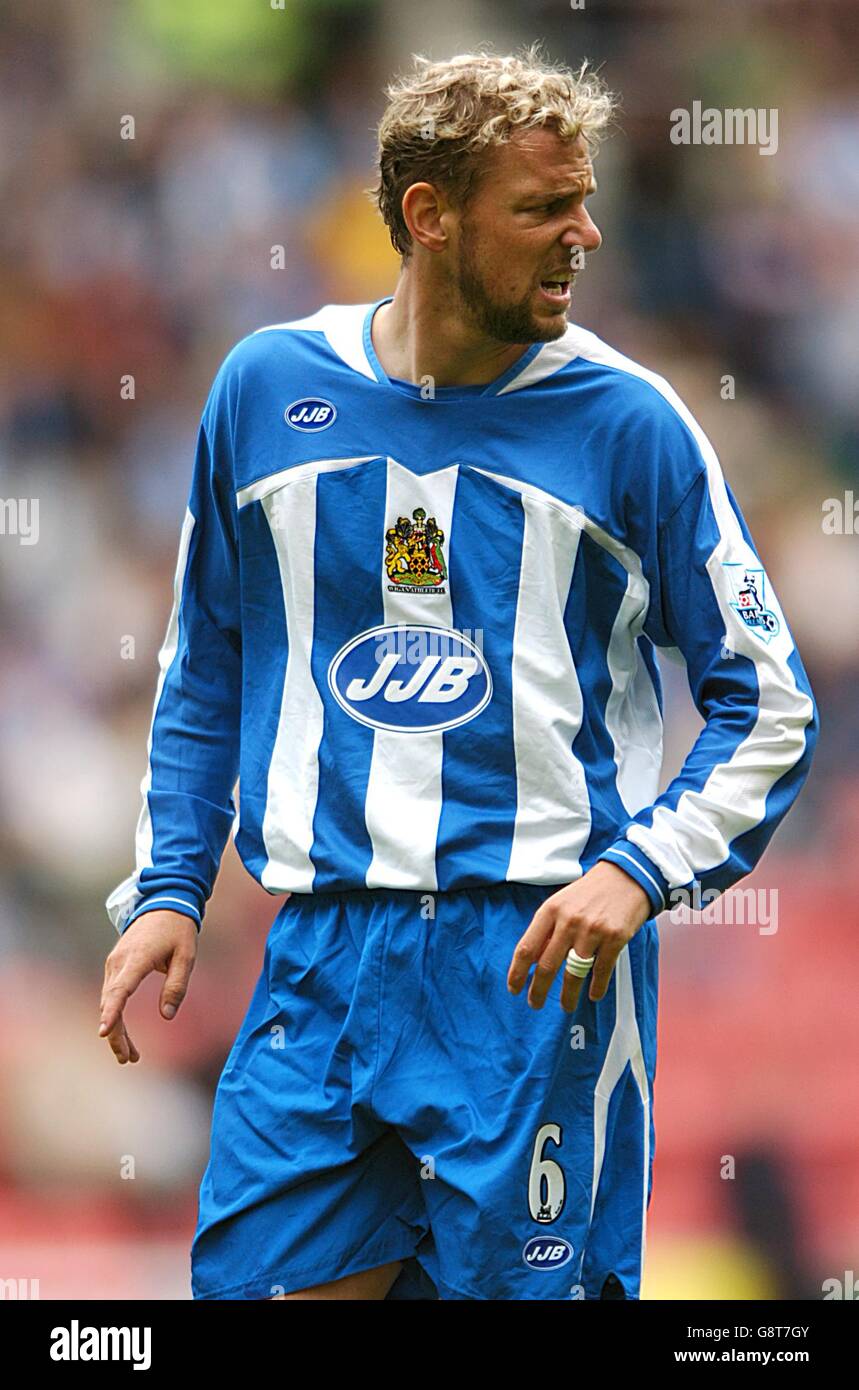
[{"xmin": 100, "ymin": 47, "xmax": 818, "ymax": 1301}]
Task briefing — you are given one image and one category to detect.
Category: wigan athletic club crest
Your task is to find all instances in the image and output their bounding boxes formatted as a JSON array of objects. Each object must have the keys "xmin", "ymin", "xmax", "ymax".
[{"xmin": 385, "ymin": 506, "xmax": 447, "ymax": 594}]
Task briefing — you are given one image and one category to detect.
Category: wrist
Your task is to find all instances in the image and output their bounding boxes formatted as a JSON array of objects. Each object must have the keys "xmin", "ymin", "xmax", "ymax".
[
  {"xmin": 590, "ymin": 859, "xmax": 652, "ymax": 921},
  {"xmin": 596, "ymin": 841, "xmax": 667, "ymax": 917}
]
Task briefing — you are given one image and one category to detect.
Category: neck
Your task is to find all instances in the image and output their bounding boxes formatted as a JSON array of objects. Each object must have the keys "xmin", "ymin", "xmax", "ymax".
[{"xmin": 370, "ymin": 265, "xmax": 532, "ymax": 388}]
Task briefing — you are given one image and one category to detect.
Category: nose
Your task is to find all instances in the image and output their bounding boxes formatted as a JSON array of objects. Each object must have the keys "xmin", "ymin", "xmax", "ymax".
[{"xmin": 561, "ymin": 208, "xmax": 602, "ymax": 255}]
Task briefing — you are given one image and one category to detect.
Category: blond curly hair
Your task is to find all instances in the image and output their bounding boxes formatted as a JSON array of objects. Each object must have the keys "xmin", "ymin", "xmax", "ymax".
[{"xmin": 370, "ymin": 45, "xmax": 616, "ymax": 259}]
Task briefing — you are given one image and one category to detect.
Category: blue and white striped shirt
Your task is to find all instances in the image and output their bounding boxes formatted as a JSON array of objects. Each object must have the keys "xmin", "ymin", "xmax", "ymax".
[{"xmin": 106, "ymin": 299, "xmax": 818, "ymax": 933}]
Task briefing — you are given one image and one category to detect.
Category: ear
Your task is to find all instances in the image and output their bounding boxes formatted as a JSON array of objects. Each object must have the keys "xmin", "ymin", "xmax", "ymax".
[{"xmin": 401, "ymin": 181, "xmax": 452, "ymax": 254}]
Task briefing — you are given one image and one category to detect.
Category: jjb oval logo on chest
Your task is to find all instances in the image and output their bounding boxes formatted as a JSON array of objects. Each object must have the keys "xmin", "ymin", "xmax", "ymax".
[
  {"xmin": 284, "ymin": 398, "xmax": 337, "ymax": 432},
  {"xmin": 328, "ymin": 624, "xmax": 492, "ymax": 734}
]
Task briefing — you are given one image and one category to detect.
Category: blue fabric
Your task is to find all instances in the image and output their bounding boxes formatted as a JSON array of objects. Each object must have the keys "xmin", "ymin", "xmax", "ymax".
[
  {"xmin": 108, "ymin": 305, "xmax": 818, "ymax": 935},
  {"xmin": 191, "ymin": 882, "xmax": 658, "ymax": 1300}
]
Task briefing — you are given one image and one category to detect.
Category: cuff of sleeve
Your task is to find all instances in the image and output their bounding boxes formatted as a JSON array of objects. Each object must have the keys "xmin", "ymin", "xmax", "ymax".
[
  {"xmin": 120, "ymin": 894, "xmax": 203, "ymax": 936},
  {"xmin": 597, "ymin": 841, "xmax": 669, "ymax": 916}
]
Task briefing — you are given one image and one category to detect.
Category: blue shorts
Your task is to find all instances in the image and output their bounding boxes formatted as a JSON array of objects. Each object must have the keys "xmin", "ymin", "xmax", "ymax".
[{"xmin": 191, "ymin": 883, "xmax": 658, "ymax": 1300}]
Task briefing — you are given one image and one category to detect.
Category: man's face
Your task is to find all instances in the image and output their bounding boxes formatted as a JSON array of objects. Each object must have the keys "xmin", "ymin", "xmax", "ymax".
[{"xmin": 450, "ymin": 126, "xmax": 601, "ymax": 344}]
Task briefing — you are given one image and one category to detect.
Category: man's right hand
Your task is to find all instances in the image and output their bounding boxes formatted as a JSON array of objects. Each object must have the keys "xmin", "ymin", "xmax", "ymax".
[{"xmin": 99, "ymin": 910, "xmax": 199, "ymax": 1065}]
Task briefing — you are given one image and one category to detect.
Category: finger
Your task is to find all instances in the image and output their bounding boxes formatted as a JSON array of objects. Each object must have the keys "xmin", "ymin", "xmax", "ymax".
[
  {"xmin": 560, "ymin": 965, "xmax": 586, "ymax": 1014},
  {"xmin": 526, "ymin": 957, "xmax": 564, "ymax": 1010},
  {"xmin": 526, "ymin": 927, "xmax": 575, "ymax": 1008},
  {"xmin": 158, "ymin": 948, "xmax": 195, "ymax": 1020},
  {"xmin": 507, "ymin": 906, "xmax": 556, "ymax": 994},
  {"xmin": 588, "ymin": 943, "xmax": 623, "ymax": 1001},
  {"xmin": 99, "ymin": 981, "xmax": 134, "ymax": 1037},
  {"xmin": 99, "ymin": 958, "xmax": 150, "ymax": 1034},
  {"xmin": 103, "ymin": 1017, "xmax": 140, "ymax": 1065},
  {"xmin": 527, "ymin": 923, "xmax": 597, "ymax": 1010}
]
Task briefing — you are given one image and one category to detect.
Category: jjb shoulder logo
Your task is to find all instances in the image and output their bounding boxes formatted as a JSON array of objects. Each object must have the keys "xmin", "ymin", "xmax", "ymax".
[
  {"xmin": 284, "ymin": 398, "xmax": 336, "ymax": 432},
  {"xmin": 385, "ymin": 507, "xmax": 447, "ymax": 595},
  {"xmin": 723, "ymin": 563, "xmax": 780, "ymax": 643},
  {"xmin": 328, "ymin": 624, "xmax": 491, "ymax": 734}
]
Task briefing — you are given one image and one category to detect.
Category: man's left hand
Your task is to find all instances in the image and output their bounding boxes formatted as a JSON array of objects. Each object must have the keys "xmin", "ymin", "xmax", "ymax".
[{"xmin": 506, "ymin": 861, "xmax": 653, "ymax": 1012}]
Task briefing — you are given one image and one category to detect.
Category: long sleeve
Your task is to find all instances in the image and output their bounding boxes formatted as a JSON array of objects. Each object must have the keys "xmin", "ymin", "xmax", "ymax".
[
  {"xmin": 598, "ymin": 414, "xmax": 819, "ymax": 916},
  {"xmin": 106, "ymin": 379, "xmax": 243, "ymax": 935}
]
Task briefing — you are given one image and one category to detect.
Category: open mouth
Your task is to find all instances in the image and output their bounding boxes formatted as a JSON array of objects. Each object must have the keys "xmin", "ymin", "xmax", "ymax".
[{"xmin": 539, "ymin": 278, "xmax": 573, "ymax": 304}]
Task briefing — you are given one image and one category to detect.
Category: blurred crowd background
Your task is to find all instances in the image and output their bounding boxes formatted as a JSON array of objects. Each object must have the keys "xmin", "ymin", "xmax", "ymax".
[{"xmin": 0, "ymin": 0, "xmax": 856, "ymax": 1299}]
